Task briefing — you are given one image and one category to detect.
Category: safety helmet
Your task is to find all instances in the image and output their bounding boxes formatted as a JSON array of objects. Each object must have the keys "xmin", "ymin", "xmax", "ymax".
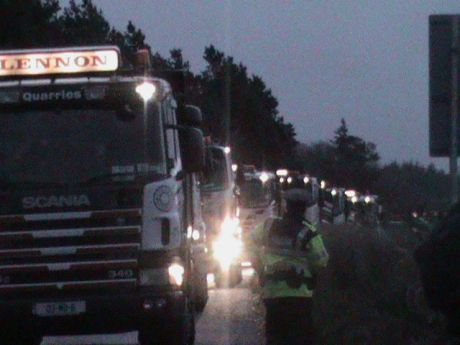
[
  {"xmin": 283, "ymin": 188, "xmax": 311, "ymax": 202},
  {"xmin": 282, "ymin": 188, "xmax": 311, "ymax": 217}
]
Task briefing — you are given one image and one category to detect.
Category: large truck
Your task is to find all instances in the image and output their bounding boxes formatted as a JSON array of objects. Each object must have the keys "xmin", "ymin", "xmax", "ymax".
[
  {"xmin": 344, "ymin": 190, "xmax": 360, "ymax": 223},
  {"xmin": 239, "ymin": 171, "xmax": 277, "ymax": 236},
  {"xmin": 321, "ymin": 188, "xmax": 346, "ymax": 225},
  {"xmin": 300, "ymin": 175, "xmax": 321, "ymax": 226},
  {"xmin": 275, "ymin": 170, "xmax": 320, "ymax": 225},
  {"xmin": 0, "ymin": 46, "xmax": 204, "ymax": 344},
  {"xmin": 356, "ymin": 195, "xmax": 380, "ymax": 225},
  {"xmin": 201, "ymin": 145, "xmax": 242, "ymax": 288}
]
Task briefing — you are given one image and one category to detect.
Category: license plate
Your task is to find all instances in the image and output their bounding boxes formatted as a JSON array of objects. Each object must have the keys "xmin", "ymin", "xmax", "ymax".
[{"xmin": 33, "ymin": 301, "xmax": 86, "ymax": 317}]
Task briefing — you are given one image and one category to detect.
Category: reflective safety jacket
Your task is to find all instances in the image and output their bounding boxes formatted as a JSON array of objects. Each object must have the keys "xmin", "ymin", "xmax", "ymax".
[{"xmin": 248, "ymin": 217, "xmax": 329, "ymax": 299}]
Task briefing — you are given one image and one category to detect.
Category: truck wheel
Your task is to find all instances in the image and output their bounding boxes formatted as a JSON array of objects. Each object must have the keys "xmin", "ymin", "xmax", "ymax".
[
  {"xmin": 195, "ymin": 295, "xmax": 208, "ymax": 312},
  {"xmin": 214, "ymin": 270, "xmax": 226, "ymax": 288},
  {"xmin": 172, "ymin": 304, "xmax": 195, "ymax": 345},
  {"xmin": 229, "ymin": 264, "xmax": 242, "ymax": 288},
  {"xmin": 194, "ymin": 273, "xmax": 209, "ymax": 312},
  {"xmin": 139, "ymin": 300, "xmax": 195, "ymax": 345}
]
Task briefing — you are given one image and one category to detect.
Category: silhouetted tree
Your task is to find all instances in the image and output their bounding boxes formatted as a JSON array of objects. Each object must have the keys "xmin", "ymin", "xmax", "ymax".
[
  {"xmin": 0, "ymin": 0, "xmax": 61, "ymax": 48},
  {"xmin": 332, "ymin": 119, "xmax": 379, "ymax": 190},
  {"xmin": 296, "ymin": 119, "xmax": 379, "ymax": 191},
  {"xmin": 374, "ymin": 162, "xmax": 450, "ymax": 215},
  {"xmin": 199, "ymin": 45, "xmax": 297, "ymax": 168},
  {"xmin": 0, "ymin": 1, "xmax": 297, "ymax": 171}
]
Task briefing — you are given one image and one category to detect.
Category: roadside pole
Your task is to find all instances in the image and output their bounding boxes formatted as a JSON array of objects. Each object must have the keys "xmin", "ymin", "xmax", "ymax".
[
  {"xmin": 450, "ymin": 16, "xmax": 459, "ymax": 204},
  {"xmin": 224, "ymin": 62, "xmax": 231, "ymax": 147}
]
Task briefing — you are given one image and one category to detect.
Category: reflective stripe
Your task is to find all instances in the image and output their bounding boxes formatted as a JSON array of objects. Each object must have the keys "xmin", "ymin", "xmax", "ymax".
[
  {"xmin": 302, "ymin": 220, "xmax": 317, "ymax": 232},
  {"xmin": 262, "ymin": 280, "xmax": 313, "ymax": 299},
  {"xmin": 265, "ymin": 273, "xmax": 316, "ymax": 290}
]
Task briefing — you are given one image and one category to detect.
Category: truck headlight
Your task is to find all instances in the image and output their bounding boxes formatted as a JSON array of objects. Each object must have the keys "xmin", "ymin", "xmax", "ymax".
[
  {"xmin": 213, "ymin": 218, "xmax": 242, "ymax": 269},
  {"xmin": 168, "ymin": 263, "xmax": 185, "ymax": 286},
  {"xmin": 136, "ymin": 82, "xmax": 156, "ymax": 101},
  {"xmin": 213, "ymin": 236, "xmax": 241, "ymax": 269},
  {"xmin": 221, "ymin": 217, "xmax": 239, "ymax": 236},
  {"xmin": 192, "ymin": 229, "xmax": 200, "ymax": 241}
]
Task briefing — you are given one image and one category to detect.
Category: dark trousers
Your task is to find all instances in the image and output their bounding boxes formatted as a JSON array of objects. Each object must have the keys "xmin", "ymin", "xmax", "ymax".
[{"xmin": 264, "ymin": 297, "xmax": 314, "ymax": 345}]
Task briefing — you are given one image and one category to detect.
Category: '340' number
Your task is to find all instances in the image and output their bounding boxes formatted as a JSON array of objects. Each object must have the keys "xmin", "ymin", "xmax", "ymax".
[{"xmin": 108, "ymin": 269, "xmax": 134, "ymax": 279}]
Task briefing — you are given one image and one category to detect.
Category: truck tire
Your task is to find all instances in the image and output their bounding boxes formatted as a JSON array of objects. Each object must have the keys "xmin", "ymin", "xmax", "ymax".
[
  {"xmin": 228, "ymin": 264, "xmax": 242, "ymax": 288},
  {"xmin": 214, "ymin": 270, "xmax": 226, "ymax": 288},
  {"xmin": 165, "ymin": 302, "xmax": 195, "ymax": 345},
  {"xmin": 194, "ymin": 273, "xmax": 209, "ymax": 312},
  {"xmin": 215, "ymin": 265, "xmax": 242, "ymax": 288},
  {"xmin": 139, "ymin": 300, "xmax": 195, "ymax": 345}
]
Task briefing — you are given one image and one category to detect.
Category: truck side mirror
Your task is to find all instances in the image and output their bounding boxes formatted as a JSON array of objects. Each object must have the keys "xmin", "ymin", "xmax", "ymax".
[
  {"xmin": 177, "ymin": 105, "xmax": 202, "ymax": 127},
  {"xmin": 179, "ymin": 127, "xmax": 205, "ymax": 173}
]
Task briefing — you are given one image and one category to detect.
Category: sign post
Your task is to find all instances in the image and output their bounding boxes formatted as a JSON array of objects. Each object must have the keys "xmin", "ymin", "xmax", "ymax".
[
  {"xmin": 429, "ymin": 15, "xmax": 460, "ymax": 204},
  {"xmin": 450, "ymin": 17, "xmax": 459, "ymax": 204}
]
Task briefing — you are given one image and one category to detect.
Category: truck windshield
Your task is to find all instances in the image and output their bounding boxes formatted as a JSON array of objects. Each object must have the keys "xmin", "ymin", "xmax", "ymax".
[
  {"xmin": 201, "ymin": 148, "xmax": 228, "ymax": 192},
  {"xmin": 0, "ymin": 107, "xmax": 166, "ymax": 186}
]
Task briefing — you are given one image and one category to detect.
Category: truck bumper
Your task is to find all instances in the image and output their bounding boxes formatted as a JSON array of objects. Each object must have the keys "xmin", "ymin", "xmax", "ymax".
[{"xmin": 0, "ymin": 289, "xmax": 186, "ymax": 335}]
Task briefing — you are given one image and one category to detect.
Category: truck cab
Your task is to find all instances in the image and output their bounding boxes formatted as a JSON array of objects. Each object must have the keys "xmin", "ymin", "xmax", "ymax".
[
  {"xmin": 201, "ymin": 145, "xmax": 237, "ymax": 227},
  {"xmin": 344, "ymin": 190, "xmax": 360, "ymax": 223},
  {"xmin": 0, "ymin": 46, "xmax": 203, "ymax": 344},
  {"xmin": 239, "ymin": 171, "xmax": 277, "ymax": 236},
  {"xmin": 321, "ymin": 188, "xmax": 346, "ymax": 225},
  {"xmin": 357, "ymin": 195, "xmax": 380, "ymax": 225},
  {"xmin": 201, "ymin": 145, "xmax": 241, "ymax": 287}
]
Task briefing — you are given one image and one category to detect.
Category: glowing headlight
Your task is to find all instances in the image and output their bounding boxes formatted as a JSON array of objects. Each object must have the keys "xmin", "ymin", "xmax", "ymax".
[
  {"xmin": 303, "ymin": 176, "xmax": 310, "ymax": 184},
  {"xmin": 168, "ymin": 263, "xmax": 185, "ymax": 286},
  {"xmin": 320, "ymin": 180, "xmax": 326, "ymax": 189},
  {"xmin": 232, "ymin": 164, "xmax": 238, "ymax": 172},
  {"xmin": 331, "ymin": 189, "xmax": 337, "ymax": 196},
  {"xmin": 351, "ymin": 196, "xmax": 358, "ymax": 204},
  {"xmin": 287, "ymin": 177, "xmax": 293, "ymax": 184},
  {"xmin": 220, "ymin": 217, "xmax": 239, "ymax": 236},
  {"xmin": 259, "ymin": 172, "xmax": 269, "ymax": 184},
  {"xmin": 364, "ymin": 196, "xmax": 372, "ymax": 204},
  {"xmin": 213, "ymin": 218, "xmax": 242, "ymax": 269},
  {"xmin": 276, "ymin": 169, "xmax": 288, "ymax": 177},
  {"xmin": 345, "ymin": 190, "xmax": 356, "ymax": 198},
  {"xmin": 192, "ymin": 229, "xmax": 200, "ymax": 241},
  {"xmin": 136, "ymin": 82, "xmax": 156, "ymax": 101},
  {"xmin": 213, "ymin": 236, "xmax": 241, "ymax": 269},
  {"xmin": 279, "ymin": 177, "xmax": 285, "ymax": 183},
  {"xmin": 224, "ymin": 146, "xmax": 231, "ymax": 154}
]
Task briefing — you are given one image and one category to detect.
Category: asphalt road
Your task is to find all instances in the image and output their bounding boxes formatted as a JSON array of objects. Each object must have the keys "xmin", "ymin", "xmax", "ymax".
[{"xmin": 42, "ymin": 268, "xmax": 265, "ymax": 345}]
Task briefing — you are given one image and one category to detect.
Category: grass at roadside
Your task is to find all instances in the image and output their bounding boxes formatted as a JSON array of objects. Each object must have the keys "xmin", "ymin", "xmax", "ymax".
[{"xmin": 313, "ymin": 223, "xmax": 444, "ymax": 345}]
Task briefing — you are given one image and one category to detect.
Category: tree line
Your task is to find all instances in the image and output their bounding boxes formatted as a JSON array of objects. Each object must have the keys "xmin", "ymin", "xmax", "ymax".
[
  {"xmin": 0, "ymin": 0, "xmax": 297, "ymax": 169},
  {"xmin": 0, "ymin": 0, "xmax": 450, "ymax": 215},
  {"xmin": 295, "ymin": 119, "xmax": 450, "ymax": 215}
]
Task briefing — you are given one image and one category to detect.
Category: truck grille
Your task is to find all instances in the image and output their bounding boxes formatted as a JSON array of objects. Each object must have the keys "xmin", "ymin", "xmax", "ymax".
[{"xmin": 0, "ymin": 209, "xmax": 141, "ymax": 297}]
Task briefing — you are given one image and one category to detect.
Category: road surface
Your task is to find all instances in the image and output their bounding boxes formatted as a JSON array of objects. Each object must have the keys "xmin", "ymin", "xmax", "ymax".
[{"xmin": 42, "ymin": 268, "xmax": 265, "ymax": 345}]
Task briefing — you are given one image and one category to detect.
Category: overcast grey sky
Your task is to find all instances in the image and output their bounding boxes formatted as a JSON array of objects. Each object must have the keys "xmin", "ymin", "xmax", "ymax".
[{"xmin": 72, "ymin": 1, "xmax": 460, "ymax": 167}]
